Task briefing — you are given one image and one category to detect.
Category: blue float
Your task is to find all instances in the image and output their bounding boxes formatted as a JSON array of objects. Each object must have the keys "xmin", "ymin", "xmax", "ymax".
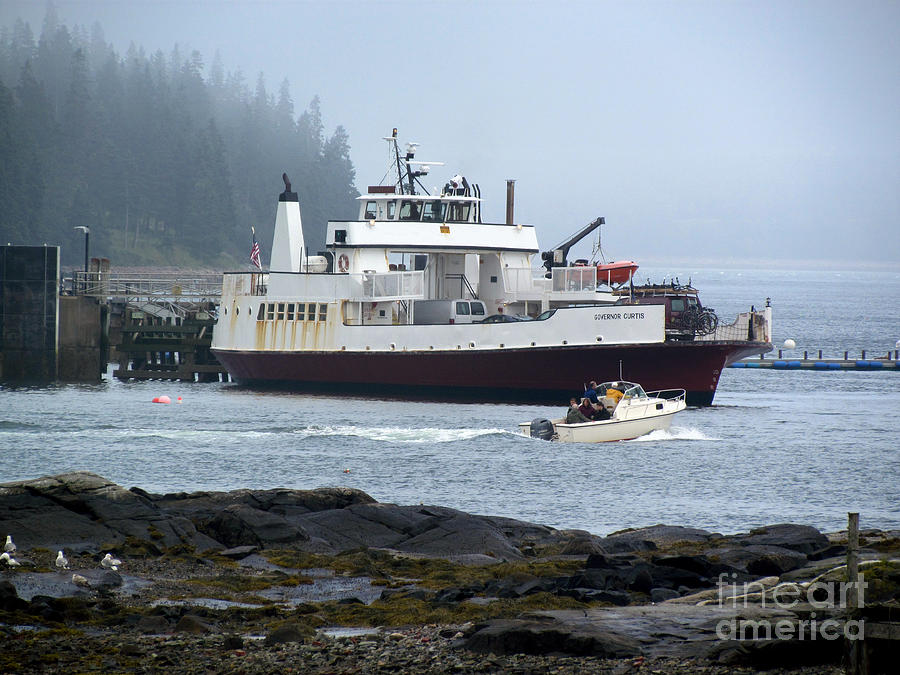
[
  {"xmin": 773, "ymin": 360, "xmax": 788, "ymax": 368},
  {"xmin": 745, "ymin": 361, "xmax": 761, "ymax": 368},
  {"xmin": 787, "ymin": 361, "xmax": 803, "ymax": 369},
  {"xmin": 828, "ymin": 362, "xmax": 841, "ymax": 370},
  {"xmin": 814, "ymin": 362, "xmax": 829, "ymax": 369},
  {"xmin": 731, "ymin": 362, "xmax": 746, "ymax": 368},
  {"xmin": 866, "ymin": 360, "xmax": 884, "ymax": 369}
]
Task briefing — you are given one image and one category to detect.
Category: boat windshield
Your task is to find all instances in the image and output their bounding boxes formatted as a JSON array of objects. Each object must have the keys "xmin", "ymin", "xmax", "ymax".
[{"xmin": 623, "ymin": 384, "xmax": 647, "ymax": 398}]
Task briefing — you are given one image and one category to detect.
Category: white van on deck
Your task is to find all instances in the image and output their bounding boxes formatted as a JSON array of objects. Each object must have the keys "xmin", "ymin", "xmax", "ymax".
[{"xmin": 412, "ymin": 299, "xmax": 487, "ymax": 325}]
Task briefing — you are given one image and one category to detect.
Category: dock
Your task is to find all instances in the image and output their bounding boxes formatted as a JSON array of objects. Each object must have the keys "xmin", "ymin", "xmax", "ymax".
[
  {"xmin": 732, "ymin": 349, "xmax": 900, "ymax": 371},
  {"xmin": 113, "ymin": 308, "xmax": 226, "ymax": 382}
]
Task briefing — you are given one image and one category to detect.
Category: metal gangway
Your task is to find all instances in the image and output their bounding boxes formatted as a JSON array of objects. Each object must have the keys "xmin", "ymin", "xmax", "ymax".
[{"xmin": 69, "ymin": 271, "xmax": 223, "ymax": 301}]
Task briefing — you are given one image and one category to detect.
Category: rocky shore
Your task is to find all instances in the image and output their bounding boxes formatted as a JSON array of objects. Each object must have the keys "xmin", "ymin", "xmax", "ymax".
[{"xmin": 1, "ymin": 472, "xmax": 897, "ymax": 673}]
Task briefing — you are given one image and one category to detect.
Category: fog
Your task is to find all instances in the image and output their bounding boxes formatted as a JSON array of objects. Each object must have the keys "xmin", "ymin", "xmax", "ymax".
[{"xmin": 4, "ymin": 0, "xmax": 898, "ymax": 265}]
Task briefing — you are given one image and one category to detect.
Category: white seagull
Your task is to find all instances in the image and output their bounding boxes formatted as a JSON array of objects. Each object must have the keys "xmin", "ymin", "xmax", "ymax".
[
  {"xmin": 0, "ymin": 551, "xmax": 21, "ymax": 567},
  {"xmin": 100, "ymin": 553, "xmax": 122, "ymax": 571},
  {"xmin": 56, "ymin": 550, "xmax": 69, "ymax": 570},
  {"xmin": 4, "ymin": 535, "xmax": 15, "ymax": 553}
]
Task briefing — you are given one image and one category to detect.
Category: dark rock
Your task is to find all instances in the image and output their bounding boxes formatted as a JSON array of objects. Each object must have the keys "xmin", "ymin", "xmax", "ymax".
[
  {"xmin": 383, "ymin": 588, "xmax": 429, "ymax": 601},
  {"xmin": 627, "ymin": 566, "xmax": 654, "ymax": 594},
  {"xmin": 464, "ymin": 617, "xmax": 642, "ymax": 657},
  {"xmin": 95, "ymin": 570, "xmax": 123, "ymax": 590},
  {"xmin": 203, "ymin": 503, "xmax": 309, "ymax": 548},
  {"xmin": 600, "ymin": 525, "xmax": 718, "ymax": 553},
  {"xmin": 337, "ymin": 596, "xmax": 363, "ymax": 605},
  {"xmin": 585, "ymin": 552, "xmax": 640, "ymax": 570},
  {"xmin": 710, "ymin": 544, "xmax": 807, "ymax": 575},
  {"xmin": 119, "ymin": 643, "xmax": 144, "ymax": 657},
  {"xmin": 710, "ymin": 634, "xmax": 842, "ymax": 667},
  {"xmin": 653, "ymin": 554, "xmax": 721, "ymax": 578},
  {"xmin": 562, "ymin": 588, "xmax": 632, "ymax": 605},
  {"xmin": 218, "ymin": 545, "xmax": 258, "ymax": 559},
  {"xmin": 650, "ymin": 587, "xmax": 680, "ymax": 603},
  {"xmin": 265, "ymin": 622, "xmax": 313, "ymax": 645},
  {"xmin": 135, "ymin": 615, "xmax": 169, "ymax": 634},
  {"xmin": 434, "ymin": 587, "xmax": 477, "ymax": 603},
  {"xmin": 0, "ymin": 579, "xmax": 27, "ymax": 611},
  {"xmin": 727, "ymin": 524, "xmax": 828, "ymax": 555},
  {"xmin": 174, "ymin": 614, "xmax": 212, "ymax": 634},
  {"xmin": 0, "ymin": 472, "xmax": 219, "ymax": 551},
  {"xmin": 222, "ymin": 634, "xmax": 243, "ymax": 650},
  {"xmin": 559, "ymin": 535, "xmax": 606, "ymax": 555},
  {"xmin": 643, "ymin": 562, "xmax": 709, "ymax": 589},
  {"xmin": 807, "ymin": 544, "xmax": 847, "ymax": 560}
]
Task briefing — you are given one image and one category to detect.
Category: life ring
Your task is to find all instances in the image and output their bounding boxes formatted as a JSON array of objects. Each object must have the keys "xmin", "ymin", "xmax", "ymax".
[{"xmin": 337, "ymin": 254, "xmax": 349, "ymax": 272}]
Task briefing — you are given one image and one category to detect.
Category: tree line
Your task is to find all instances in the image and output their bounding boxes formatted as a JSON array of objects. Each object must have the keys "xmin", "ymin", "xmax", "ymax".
[{"xmin": 0, "ymin": 6, "xmax": 358, "ymax": 268}]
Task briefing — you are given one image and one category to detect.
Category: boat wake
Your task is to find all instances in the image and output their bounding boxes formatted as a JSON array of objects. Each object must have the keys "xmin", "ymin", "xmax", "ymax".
[
  {"xmin": 296, "ymin": 425, "xmax": 513, "ymax": 443},
  {"xmin": 626, "ymin": 426, "xmax": 720, "ymax": 442}
]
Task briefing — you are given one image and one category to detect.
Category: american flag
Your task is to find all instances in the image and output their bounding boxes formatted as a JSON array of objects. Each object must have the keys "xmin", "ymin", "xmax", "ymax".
[{"xmin": 250, "ymin": 227, "xmax": 262, "ymax": 269}]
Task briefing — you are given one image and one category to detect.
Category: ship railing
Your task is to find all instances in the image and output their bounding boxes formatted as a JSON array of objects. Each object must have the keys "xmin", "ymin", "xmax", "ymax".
[
  {"xmin": 352, "ymin": 270, "xmax": 424, "ymax": 301},
  {"xmin": 696, "ymin": 310, "xmax": 770, "ymax": 343},
  {"xmin": 550, "ymin": 265, "xmax": 600, "ymax": 293},
  {"xmin": 225, "ymin": 270, "xmax": 424, "ymax": 302}
]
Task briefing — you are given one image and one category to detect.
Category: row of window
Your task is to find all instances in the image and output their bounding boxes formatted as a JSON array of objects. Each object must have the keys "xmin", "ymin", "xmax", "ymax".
[
  {"xmin": 257, "ymin": 302, "xmax": 328, "ymax": 322},
  {"xmin": 363, "ymin": 200, "xmax": 471, "ymax": 222}
]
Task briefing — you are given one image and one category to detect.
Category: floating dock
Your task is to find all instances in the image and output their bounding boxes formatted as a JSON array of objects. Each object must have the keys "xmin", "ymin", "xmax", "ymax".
[{"xmin": 732, "ymin": 349, "xmax": 899, "ymax": 371}]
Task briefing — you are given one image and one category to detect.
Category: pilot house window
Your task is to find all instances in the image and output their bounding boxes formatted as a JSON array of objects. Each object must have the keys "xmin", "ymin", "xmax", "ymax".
[
  {"xmin": 447, "ymin": 202, "xmax": 470, "ymax": 222},
  {"xmin": 364, "ymin": 201, "xmax": 377, "ymax": 219},
  {"xmin": 422, "ymin": 201, "xmax": 446, "ymax": 222},
  {"xmin": 399, "ymin": 200, "xmax": 419, "ymax": 220}
]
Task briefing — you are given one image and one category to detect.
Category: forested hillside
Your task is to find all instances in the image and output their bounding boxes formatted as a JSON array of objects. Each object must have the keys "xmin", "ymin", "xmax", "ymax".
[{"xmin": 0, "ymin": 7, "xmax": 358, "ymax": 268}]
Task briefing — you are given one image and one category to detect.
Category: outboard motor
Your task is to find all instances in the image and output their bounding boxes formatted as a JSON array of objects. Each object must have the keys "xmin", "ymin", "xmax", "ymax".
[{"xmin": 529, "ymin": 418, "xmax": 555, "ymax": 441}]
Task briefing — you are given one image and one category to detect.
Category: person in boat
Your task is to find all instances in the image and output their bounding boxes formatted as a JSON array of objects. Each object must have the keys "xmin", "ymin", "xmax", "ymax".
[
  {"xmin": 591, "ymin": 400, "xmax": 612, "ymax": 420},
  {"xmin": 606, "ymin": 384, "xmax": 624, "ymax": 405},
  {"xmin": 566, "ymin": 398, "xmax": 591, "ymax": 423},
  {"xmin": 583, "ymin": 381, "xmax": 600, "ymax": 404},
  {"xmin": 578, "ymin": 397, "xmax": 596, "ymax": 420}
]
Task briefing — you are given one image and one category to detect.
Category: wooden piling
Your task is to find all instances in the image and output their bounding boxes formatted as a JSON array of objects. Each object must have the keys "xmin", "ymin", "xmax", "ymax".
[{"xmin": 113, "ymin": 306, "xmax": 227, "ymax": 382}]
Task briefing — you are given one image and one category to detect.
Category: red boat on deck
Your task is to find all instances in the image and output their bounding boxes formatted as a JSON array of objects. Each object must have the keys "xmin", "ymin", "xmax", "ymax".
[{"xmin": 595, "ymin": 260, "xmax": 639, "ymax": 285}]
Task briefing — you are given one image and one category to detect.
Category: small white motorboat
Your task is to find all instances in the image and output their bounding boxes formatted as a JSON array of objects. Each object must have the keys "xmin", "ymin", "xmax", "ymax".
[{"xmin": 520, "ymin": 381, "xmax": 686, "ymax": 442}]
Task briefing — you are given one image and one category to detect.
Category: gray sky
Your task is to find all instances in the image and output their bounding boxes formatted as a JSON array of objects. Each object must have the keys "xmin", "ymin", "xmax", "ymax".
[{"xmin": 4, "ymin": 0, "xmax": 899, "ymax": 265}]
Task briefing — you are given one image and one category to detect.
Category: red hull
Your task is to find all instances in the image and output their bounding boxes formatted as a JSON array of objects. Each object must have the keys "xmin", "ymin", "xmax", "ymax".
[
  {"xmin": 212, "ymin": 340, "xmax": 769, "ymax": 406},
  {"xmin": 596, "ymin": 261, "xmax": 639, "ymax": 285}
]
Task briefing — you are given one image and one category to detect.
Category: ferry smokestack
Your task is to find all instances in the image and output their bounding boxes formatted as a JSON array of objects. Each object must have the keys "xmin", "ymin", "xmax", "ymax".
[{"xmin": 506, "ymin": 179, "xmax": 515, "ymax": 225}]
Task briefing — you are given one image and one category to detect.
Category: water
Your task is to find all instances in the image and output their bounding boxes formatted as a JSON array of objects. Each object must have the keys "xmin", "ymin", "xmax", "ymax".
[{"xmin": 2, "ymin": 265, "xmax": 899, "ymax": 536}]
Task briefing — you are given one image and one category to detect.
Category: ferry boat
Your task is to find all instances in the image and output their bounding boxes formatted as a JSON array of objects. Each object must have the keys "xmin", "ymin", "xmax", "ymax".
[{"xmin": 210, "ymin": 130, "xmax": 773, "ymax": 405}]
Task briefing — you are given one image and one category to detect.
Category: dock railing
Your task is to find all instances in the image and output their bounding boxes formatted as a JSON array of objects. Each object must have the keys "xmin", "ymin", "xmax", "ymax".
[{"xmin": 70, "ymin": 271, "xmax": 223, "ymax": 300}]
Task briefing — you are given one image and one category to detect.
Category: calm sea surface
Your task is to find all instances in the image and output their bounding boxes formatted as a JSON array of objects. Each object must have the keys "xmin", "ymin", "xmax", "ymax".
[{"xmin": 2, "ymin": 265, "xmax": 899, "ymax": 536}]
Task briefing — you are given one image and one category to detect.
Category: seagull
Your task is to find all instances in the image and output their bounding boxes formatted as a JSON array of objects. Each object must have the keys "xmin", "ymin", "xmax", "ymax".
[
  {"xmin": 72, "ymin": 573, "xmax": 90, "ymax": 588},
  {"xmin": 4, "ymin": 535, "xmax": 15, "ymax": 553},
  {"xmin": 0, "ymin": 551, "xmax": 20, "ymax": 567},
  {"xmin": 56, "ymin": 550, "xmax": 69, "ymax": 570},
  {"xmin": 100, "ymin": 553, "xmax": 121, "ymax": 571}
]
